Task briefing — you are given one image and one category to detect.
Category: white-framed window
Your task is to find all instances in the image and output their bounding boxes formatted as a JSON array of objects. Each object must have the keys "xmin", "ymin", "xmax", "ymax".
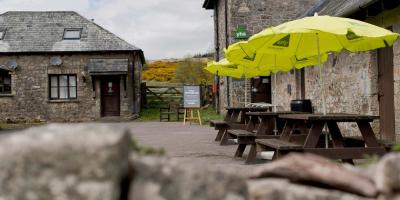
[
  {"xmin": 63, "ymin": 28, "xmax": 82, "ymax": 40},
  {"xmin": 0, "ymin": 69, "xmax": 11, "ymax": 94},
  {"xmin": 49, "ymin": 74, "xmax": 77, "ymax": 99}
]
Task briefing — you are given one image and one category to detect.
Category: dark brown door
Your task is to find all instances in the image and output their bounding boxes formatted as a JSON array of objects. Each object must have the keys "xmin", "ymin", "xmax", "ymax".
[
  {"xmin": 101, "ymin": 76, "xmax": 120, "ymax": 117},
  {"xmin": 251, "ymin": 76, "xmax": 272, "ymax": 103},
  {"xmin": 378, "ymin": 46, "xmax": 395, "ymax": 141}
]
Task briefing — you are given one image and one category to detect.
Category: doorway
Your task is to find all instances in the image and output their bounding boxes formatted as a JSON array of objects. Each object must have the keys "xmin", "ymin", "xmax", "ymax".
[
  {"xmin": 101, "ymin": 76, "xmax": 121, "ymax": 117},
  {"xmin": 251, "ymin": 76, "xmax": 272, "ymax": 103}
]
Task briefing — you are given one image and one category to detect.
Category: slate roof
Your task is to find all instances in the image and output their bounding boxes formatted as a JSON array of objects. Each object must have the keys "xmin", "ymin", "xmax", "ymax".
[
  {"xmin": 88, "ymin": 59, "xmax": 128, "ymax": 75},
  {"xmin": 0, "ymin": 11, "xmax": 143, "ymax": 55},
  {"xmin": 304, "ymin": 0, "xmax": 376, "ymax": 17}
]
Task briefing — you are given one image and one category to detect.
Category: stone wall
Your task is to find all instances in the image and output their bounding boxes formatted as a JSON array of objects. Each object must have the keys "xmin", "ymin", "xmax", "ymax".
[
  {"xmin": 273, "ymin": 71, "xmax": 297, "ymax": 110},
  {"xmin": 0, "ymin": 124, "xmax": 131, "ymax": 200},
  {"xmin": 0, "ymin": 52, "xmax": 141, "ymax": 122},
  {"xmin": 299, "ymin": 52, "xmax": 380, "ymax": 135},
  {"xmin": 1, "ymin": 124, "xmax": 400, "ymax": 200}
]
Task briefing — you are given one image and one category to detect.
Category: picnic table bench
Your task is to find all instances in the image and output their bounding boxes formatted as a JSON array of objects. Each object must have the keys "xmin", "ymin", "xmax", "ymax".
[
  {"xmin": 210, "ymin": 106, "xmax": 273, "ymax": 145},
  {"xmin": 227, "ymin": 111, "xmax": 306, "ymax": 164},
  {"xmin": 255, "ymin": 113, "xmax": 388, "ymax": 164}
]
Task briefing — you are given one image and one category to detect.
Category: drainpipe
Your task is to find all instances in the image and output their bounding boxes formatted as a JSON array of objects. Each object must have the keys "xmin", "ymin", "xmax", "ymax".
[
  {"xmin": 225, "ymin": 0, "xmax": 231, "ymax": 107},
  {"xmin": 214, "ymin": 0, "xmax": 220, "ymax": 113}
]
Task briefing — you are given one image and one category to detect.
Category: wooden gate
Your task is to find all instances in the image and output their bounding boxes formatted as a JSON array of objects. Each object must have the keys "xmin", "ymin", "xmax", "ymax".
[
  {"xmin": 141, "ymin": 84, "xmax": 183, "ymax": 108},
  {"xmin": 141, "ymin": 83, "xmax": 213, "ymax": 108}
]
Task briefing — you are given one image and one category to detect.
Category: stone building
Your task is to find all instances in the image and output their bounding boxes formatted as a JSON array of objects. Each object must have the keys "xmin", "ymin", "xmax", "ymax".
[
  {"xmin": 203, "ymin": 0, "xmax": 400, "ymax": 141},
  {"xmin": 0, "ymin": 11, "xmax": 144, "ymax": 122},
  {"xmin": 203, "ymin": 0, "xmax": 319, "ymax": 111}
]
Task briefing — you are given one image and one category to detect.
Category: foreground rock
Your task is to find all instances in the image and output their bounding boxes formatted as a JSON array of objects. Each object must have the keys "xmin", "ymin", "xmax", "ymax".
[
  {"xmin": 129, "ymin": 155, "xmax": 248, "ymax": 200},
  {"xmin": 251, "ymin": 153, "xmax": 377, "ymax": 197},
  {"xmin": 374, "ymin": 153, "xmax": 400, "ymax": 195},
  {"xmin": 247, "ymin": 179, "xmax": 373, "ymax": 200},
  {"xmin": 0, "ymin": 124, "xmax": 132, "ymax": 200}
]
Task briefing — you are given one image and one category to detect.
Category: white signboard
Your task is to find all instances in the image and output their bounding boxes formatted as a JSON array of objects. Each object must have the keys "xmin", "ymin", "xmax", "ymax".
[{"xmin": 183, "ymin": 85, "xmax": 201, "ymax": 108}]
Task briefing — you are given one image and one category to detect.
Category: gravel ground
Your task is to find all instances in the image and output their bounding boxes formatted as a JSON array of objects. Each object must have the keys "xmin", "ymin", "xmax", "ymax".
[
  {"xmin": 122, "ymin": 122, "xmax": 266, "ymax": 177},
  {"xmin": 0, "ymin": 122, "xmax": 268, "ymax": 177}
]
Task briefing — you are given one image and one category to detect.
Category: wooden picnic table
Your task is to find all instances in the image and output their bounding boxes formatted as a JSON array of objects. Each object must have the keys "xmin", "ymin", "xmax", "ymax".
[
  {"xmin": 224, "ymin": 106, "xmax": 273, "ymax": 124},
  {"xmin": 210, "ymin": 106, "xmax": 273, "ymax": 143},
  {"xmin": 256, "ymin": 113, "xmax": 387, "ymax": 164},
  {"xmin": 229, "ymin": 111, "xmax": 304, "ymax": 164}
]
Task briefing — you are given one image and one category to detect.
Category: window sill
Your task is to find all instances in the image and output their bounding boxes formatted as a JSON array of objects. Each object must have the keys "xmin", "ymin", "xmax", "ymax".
[
  {"xmin": 47, "ymin": 99, "xmax": 79, "ymax": 103},
  {"xmin": 0, "ymin": 93, "xmax": 14, "ymax": 97}
]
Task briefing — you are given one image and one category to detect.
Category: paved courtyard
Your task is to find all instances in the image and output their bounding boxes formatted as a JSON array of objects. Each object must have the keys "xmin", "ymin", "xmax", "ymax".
[
  {"xmin": 0, "ymin": 121, "xmax": 267, "ymax": 177},
  {"xmin": 121, "ymin": 122, "xmax": 266, "ymax": 177}
]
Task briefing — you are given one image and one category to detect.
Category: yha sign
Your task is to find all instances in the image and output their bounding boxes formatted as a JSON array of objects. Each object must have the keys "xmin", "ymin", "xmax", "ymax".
[{"xmin": 235, "ymin": 25, "xmax": 249, "ymax": 39}]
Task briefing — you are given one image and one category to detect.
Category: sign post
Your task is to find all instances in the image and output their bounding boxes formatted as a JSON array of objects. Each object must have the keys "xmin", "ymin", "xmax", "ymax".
[{"xmin": 183, "ymin": 85, "xmax": 202, "ymax": 125}]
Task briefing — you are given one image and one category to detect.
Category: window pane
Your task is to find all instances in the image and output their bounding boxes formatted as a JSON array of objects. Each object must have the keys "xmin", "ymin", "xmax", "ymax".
[
  {"xmin": 4, "ymin": 76, "xmax": 10, "ymax": 85},
  {"xmin": 50, "ymin": 87, "xmax": 58, "ymax": 98},
  {"xmin": 64, "ymin": 30, "xmax": 81, "ymax": 39},
  {"xmin": 50, "ymin": 76, "xmax": 58, "ymax": 87},
  {"xmin": 59, "ymin": 75, "xmax": 68, "ymax": 87},
  {"xmin": 69, "ymin": 87, "xmax": 77, "ymax": 98},
  {"xmin": 69, "ymin": 75, "xmax": 76, "ymax": 86},
  {"xmin": 60, "ymin": 87, "xmax": 68, "ymax": 99}
]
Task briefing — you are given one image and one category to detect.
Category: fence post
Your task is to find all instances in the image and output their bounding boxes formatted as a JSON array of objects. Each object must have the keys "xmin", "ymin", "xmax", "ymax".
[{"xmin": 141, "ymin": 82, "xmax": 147, "ymax": 108}]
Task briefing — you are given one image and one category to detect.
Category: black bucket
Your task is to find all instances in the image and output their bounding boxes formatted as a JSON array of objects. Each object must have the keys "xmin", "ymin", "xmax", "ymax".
[{"xmin": 290, "ymin": 99, "xmax": 313, "ymax": 113}]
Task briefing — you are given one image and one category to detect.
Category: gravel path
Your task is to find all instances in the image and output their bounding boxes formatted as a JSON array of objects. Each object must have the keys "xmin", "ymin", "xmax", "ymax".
[
  {"xmin": 121, "ymin": 122, "xmax": 265, "ymax": 177},
  {"xmin": 0, "ymin": 122, "xmax": 266, "ymax": 177}
]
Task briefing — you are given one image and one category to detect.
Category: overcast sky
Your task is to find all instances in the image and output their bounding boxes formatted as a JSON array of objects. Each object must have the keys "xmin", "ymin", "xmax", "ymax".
[{"xmin": 0, "ymin": 0, "xmax": 214, "ymax": 60}]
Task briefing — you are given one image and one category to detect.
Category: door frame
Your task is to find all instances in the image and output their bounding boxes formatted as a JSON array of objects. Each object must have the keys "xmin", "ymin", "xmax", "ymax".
[{"xmin": 377, "ymin": 45, "xmax": 395, "ymax": 141}]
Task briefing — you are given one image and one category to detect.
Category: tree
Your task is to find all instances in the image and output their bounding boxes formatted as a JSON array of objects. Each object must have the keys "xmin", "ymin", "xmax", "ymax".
[{"xmin": 174, "ymin": 58, "xmax": 213, "ymax": 85}]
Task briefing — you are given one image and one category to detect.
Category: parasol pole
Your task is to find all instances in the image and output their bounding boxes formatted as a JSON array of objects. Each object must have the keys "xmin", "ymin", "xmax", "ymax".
[
  {"xmin": 273, "ymin": 72, "xmax": 277, "ymax": 113},
  {"xmin": 273, "ymin": 72, "xmax": 279, "ymax": 135},
  {"xmin": 316, "ymin": 32, "xmax": 328, "ymax": 148},
  {"xmin": 273, "ymin": 56, "xmax": 278, "ymax": 135},
  {"xmin": 245, "ymin": 77, "xmax": 248, "ymax": 107}
]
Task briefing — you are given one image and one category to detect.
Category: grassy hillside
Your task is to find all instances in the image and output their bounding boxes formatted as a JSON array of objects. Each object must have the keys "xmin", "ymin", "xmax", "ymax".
[
  {"xmin": 142, "ymin": 61, "xmax": 178, "ymax": 82},
  {"xmin": 142, "ymin": 58, "xmax": 213, "ymax": 85}
]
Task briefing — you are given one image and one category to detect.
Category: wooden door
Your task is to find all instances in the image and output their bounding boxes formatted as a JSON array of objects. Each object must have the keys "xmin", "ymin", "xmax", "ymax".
[
  {"xmin": 251, "ymin": 76, "xmax": 272, "ymax": 103},
  {"xmin": 101, "ymin": 76, "xmax": 120, "ymax": 117},
  {"xmin": 378, "ymin": 46, "xmax": 395, "ymax": 141}
]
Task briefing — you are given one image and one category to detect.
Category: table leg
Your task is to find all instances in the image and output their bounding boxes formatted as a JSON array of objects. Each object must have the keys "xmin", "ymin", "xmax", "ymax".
[
  {"xmin": 234, "ymin": 144, "xmax": 246, "ymax": 158},
  {"xmin": 245, "ymin": 144, "xmax": 257, "ymax": 164},
  {"xmin": 224, "ymin": 110, "xmax": 233, "ymax": 122},
  {"xmin": 304, "ymin": 121, "xmax": 325, "ymax": 148},
  {"xmin": 215, "ymin": 128, "xmax": 226, "ymax": 141},
  {"xmin": 280, "ymin": 120, "xmax": 295, "ymax": 141},
  {"xmin": 357, "ymin": 121, "xmax": 380, "ymax": 147},
  {"xmin": 327, "ymin": 122, "xmax": 354, "ymax": 164},
  {"xmin": 256, "ymin": 116, "xmax": 274, "ymax": 135},
  {"xmin": 239, "ymin": 110, "xmax": 249, "ymax": 124},
  {"xmin": 220, "ymin": 130, "xmax": 230, "ymax": 145},
  {"xmin": 231, "ymin": 111, "xmax": 240, "ymax": 123},
  {"xmin": 246, "ymin": 116, "xmax": 258, "ymax": 132}
]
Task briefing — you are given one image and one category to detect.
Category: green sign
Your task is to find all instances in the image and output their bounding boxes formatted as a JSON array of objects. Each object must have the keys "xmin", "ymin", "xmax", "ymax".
[{"xmin": 235, "ymin": 26, "xmax": 249, "ymax": 39}]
